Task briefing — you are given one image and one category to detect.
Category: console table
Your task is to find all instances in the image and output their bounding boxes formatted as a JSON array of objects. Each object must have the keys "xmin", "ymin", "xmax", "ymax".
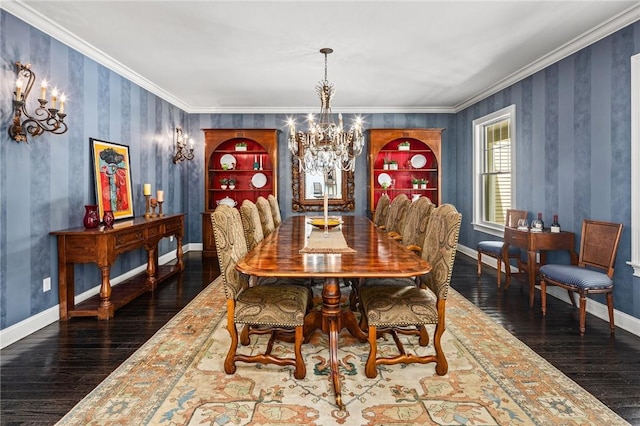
[
  {"xmin": 51, "ymin": 214, "xmax": 185, "ymax": 320},
  {"xmin": 502, "ymin": 226, "xmax": 577, "ymax": 308}
]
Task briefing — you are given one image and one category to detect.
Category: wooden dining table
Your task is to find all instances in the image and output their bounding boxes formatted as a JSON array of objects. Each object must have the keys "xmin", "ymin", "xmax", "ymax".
[{"xmin": 236, "ymin": 215, "xmax": 431, "ymax": 409}]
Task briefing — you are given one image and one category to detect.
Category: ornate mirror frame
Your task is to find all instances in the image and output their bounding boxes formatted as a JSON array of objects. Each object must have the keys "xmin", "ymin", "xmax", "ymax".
[{"xmin": 291, "ymin": 153, "xmax": 355, "ymax": 212}]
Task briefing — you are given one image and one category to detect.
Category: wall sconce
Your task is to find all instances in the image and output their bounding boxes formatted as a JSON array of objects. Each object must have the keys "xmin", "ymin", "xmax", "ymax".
[
  {"xmin": 172, "ymin": 127, "xmax": 194, "ymax": 163},
  {"xmin": 8, "ymin": 62, "xmax": 68, "ymax": 143}
]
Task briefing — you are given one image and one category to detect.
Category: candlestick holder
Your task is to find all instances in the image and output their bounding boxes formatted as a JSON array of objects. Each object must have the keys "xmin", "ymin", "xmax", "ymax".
[
  {"xmin": 144, "ymin": 194, "xmax": 152, "ymax": 218},
  {"xmin": 150, "ymin": 198, "xmax": 158, "ymax": 218},
  {"xmin": 158, "ymin": 201, "xmax": 164, "ymax": 217}
]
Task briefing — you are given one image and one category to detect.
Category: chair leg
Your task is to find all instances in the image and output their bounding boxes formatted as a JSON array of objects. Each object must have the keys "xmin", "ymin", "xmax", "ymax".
[
  {"xmin": 496, "ymin": 257, "xmax": 502, "ymax": 288},
  {"xmin": 224, "ymin": 304, "xmax": 238, "ymax": 374},
  {"xmin": 477, "ymin": 252, "xmax": 482, "ymax": 275},
  {"xmin": 567, "ymin": 290, "xmax": 577, "ymax": 308},
  {"xmin": 365, "ymin": 325, "xmax": 379, "ymax": 378},
  {"xmin": 293, "ymin": 325, "xmax": 306, "ymax": 379},
  {"xmin": 540, "ymin": 280, "xmax": 547, "ymax": 315},
  {"xmin": 579, "ymin": 292, "xmax": 587, "ymax": 336},
  {"xmin": 433, "ymin": 321, "xmax": 448, "ymax": 376},
  {"xmin": 606, "ymin": 292, "xmax": 615, "ymax": 335}
]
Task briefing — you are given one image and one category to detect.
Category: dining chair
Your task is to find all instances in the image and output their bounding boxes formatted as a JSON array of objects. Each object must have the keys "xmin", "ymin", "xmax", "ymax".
[
  {"xmin": 476, "ymin": 209, "xmax": 528, "ymax": 287},
  {"xmin": 372, "ymin": 193, "xmax": 390, "ymax": 227},
  {"xmin": 239, "ymin": 200, "xmax": 264, "ymax": 252},
  {"xmin": 210, "ymin": 204, "xmax": 309, "ymax": 379},
  {"xmin": 539, "ymin": 219, "xmax": 623, "ymax": 336},
  {"xmin": 267, "ymin": 194, "xmax": 282, "ymax": 227},
  {"xmin": 256, "ymin": 196, "xmax": 276, "ymax": 236},
  {"xmin": 358, "ymin": 204, "xmax": 462, "ymax": 378},
  {"xmin": 381, "ymin": 193, "xmax": 410, "ymax": 238},
  {"xmin": 397, "ymin": 196, "xmax": 435, "ymax": 252}
]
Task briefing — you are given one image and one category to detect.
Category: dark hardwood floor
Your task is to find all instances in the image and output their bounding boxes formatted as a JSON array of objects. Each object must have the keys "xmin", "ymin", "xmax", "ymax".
[{"xmin": 2, "ymin": 251, "xmax": 640, "ymax": 425}]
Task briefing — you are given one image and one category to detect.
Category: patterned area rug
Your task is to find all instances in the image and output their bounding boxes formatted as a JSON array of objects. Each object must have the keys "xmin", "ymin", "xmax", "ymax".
[{"xmin": 57, "ymin": 277, "xmax": 629, "ymax": 425}]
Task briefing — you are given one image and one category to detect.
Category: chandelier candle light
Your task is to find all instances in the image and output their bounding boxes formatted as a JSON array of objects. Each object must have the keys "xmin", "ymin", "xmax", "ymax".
[{"xmin": 287, "ymin": 48, "xmax": 364, "ymax": 233}]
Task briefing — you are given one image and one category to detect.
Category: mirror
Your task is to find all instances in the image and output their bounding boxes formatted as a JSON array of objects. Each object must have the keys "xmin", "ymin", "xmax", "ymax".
[{"xmin": 291, "ymin": 154, "xmax": 355, "ymax": 212}]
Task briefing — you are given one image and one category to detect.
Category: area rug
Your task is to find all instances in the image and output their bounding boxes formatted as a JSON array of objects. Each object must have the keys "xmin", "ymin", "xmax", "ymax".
[{"xmin": 57, "ymin": 277, "xmax": 629, "ymax": 425}]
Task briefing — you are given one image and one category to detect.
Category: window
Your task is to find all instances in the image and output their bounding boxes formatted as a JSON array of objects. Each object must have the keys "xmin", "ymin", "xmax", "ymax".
[{"xmin": 473, "ymin": 105, "xmax": 516, "ymax": 237}]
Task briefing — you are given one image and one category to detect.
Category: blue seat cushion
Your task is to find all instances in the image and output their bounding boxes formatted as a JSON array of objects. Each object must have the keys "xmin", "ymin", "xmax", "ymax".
[
  {"xmin": 539, "ymin": 264, "xmax": 613, "ymax": 290},
  {"xmin": 478, "ymin": 241, "xmax": 520, "ymax": 256}
]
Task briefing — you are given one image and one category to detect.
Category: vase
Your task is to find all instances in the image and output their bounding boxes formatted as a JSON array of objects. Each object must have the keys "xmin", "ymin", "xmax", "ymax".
[
  {"xmin": 83, "ymin": 205, "xmax": 100, "ymax": 229},
  {"xmin": 103, "ymin": 210, "xmax": 115, "ymax": 229}
]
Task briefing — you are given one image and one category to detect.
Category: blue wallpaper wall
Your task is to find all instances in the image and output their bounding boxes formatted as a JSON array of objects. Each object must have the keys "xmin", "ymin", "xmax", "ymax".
[
  {"xmin": 455, "ymin": 22, "xmax": 640, "ymax": 317},
  {"xmin": 1, "ymin": 9, "xmax": 638, "ymax": 332}
]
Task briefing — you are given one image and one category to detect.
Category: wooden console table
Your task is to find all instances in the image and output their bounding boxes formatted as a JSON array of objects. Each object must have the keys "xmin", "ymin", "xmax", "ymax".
[
  {"xmin": 51, "ymin": 214, "xmax": 185, "ymax": 320},
  {"xmin": 502, "ymin": 227, "xmax": 577, "ymax": 308}
]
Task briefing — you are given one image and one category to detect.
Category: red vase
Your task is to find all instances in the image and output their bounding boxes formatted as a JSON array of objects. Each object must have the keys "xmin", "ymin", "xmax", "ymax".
[
  {"xmin": 83, "ymin": 205, "xmax": 100, "ymax": 229},
  {"xmin": 103, "ymin": 210, "xmax": 115, "ymax": 229}
]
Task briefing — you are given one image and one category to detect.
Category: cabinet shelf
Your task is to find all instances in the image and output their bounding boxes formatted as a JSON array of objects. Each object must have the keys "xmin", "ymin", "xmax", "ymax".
[
  {"xmin": 368, "ymin": 129, "xmax": 443, "ymax": 215},
  {"xmin": 203, "ymin": 129, "xmax": 279, "ymax": 257}
]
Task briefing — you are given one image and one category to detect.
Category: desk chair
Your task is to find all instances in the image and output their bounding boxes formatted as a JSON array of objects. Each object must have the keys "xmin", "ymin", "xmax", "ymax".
[
  {"xmin": 477, "ymin": 209, "xmax": 528, "ymax": 287},
  {"xmin": 539, "ymin": 220, "xmax": 623, "ymax": 336}
]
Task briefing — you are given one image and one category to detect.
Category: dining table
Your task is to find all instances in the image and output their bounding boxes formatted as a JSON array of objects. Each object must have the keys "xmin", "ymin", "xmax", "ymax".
[{"xmin": 236, "ymin": 215, "xmax": 431, "ymax": 409}]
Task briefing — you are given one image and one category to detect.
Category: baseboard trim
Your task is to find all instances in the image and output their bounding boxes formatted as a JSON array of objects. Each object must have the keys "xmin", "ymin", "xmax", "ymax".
[
  {"xmin": 458, "ymin": 244, "xmax": 640, "ymax": 338},
  {"xmin": 0, "ymin": 244, "xmax": 196, "ymax": 349}
]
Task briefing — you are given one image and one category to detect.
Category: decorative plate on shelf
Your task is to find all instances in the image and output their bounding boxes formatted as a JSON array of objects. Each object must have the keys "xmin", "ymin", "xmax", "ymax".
[
  {"xmin": 410, "ymin": 154, "xmax": 427, "ymax": 169},
  {"xmin": 377, "ymin": 173, "xmax": 392, "ymax": 187},
  {"xmin": 220, "ymin": 154, "xmax": 236, "ymax": 169},
  {"xmin": 251, "ymin": 172, "xmax": 267, "ymax": 188}
]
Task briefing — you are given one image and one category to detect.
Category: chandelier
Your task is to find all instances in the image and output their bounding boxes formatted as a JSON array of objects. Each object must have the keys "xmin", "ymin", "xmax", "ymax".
[{"xmin": 287, "ymin": 48, "xmax": 364, "ymax": 174}]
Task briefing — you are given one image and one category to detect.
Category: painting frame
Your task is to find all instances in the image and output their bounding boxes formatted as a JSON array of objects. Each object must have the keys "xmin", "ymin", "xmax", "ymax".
[{"xmin": 90, "ymin": 138, "xmax": 135, "ymax": 222}]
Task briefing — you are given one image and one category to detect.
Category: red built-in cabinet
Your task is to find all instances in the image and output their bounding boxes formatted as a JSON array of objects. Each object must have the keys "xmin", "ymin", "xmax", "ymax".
[
  {"xmin": 202, "ymin": 129, "xmax": 279, "ymax": 257},
  {"xmin": 368, "ymin": 129, "xmax": 443, "ymax": 215}
]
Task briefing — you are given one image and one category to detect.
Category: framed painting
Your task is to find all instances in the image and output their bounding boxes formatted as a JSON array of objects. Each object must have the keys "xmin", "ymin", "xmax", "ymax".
[{"xmin": 90, "ymin": 138, "xmax": 134, "ymax": 221}]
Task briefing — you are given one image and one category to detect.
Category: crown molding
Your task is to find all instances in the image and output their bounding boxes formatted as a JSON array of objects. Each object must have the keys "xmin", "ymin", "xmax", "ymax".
[
  {"xmin": 454, "ymin": 4, "xmax": 640, "ymax": 112},
  {"xmin": 3, "ymin": 1, "xmax": 638, "ymax": 115}
]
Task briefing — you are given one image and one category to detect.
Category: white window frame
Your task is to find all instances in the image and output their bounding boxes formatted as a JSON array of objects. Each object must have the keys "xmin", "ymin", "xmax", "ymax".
[
  {"xmin": 628, "ymin": 53, "xmax": 640, "ymax": 276},
  {"xmin": 472, "ymin": 104, "xmax": 516, "ymax": 237}
]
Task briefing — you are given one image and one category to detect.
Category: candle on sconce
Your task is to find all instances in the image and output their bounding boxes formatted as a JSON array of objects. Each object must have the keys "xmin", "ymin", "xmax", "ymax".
[
  {"xmin": 59, "ymin": 94, "xmax": 66, "ymax": 114},
  {"xmin": 40, "ymin": 80, "xmax": 47, "ymax": 100},
  {"xmin": 143, "ymin": 183, "xmax": 151, "ymax": 195},
  {"xmin": 157, "ymin": 190, "xmax": 164, "ymax": 202},
  {"xmin": 15, "ymin": 79, "xmax": 23, "ymax": 101},
  {"xmin": 51, "ymin": 88, "xmax": 58, "ymax": 109}
]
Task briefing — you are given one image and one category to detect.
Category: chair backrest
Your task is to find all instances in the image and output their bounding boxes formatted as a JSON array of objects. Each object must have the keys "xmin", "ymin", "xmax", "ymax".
[
  {"xmin": 401, "ymin": 196, "xmax": 435, "ymax": 248},
  {"xmin": 373, "ymin": 193, "xmax": 390, "ymax": 226},
  {"xmin": 255, "ymin": 196, "xmax": 275, "ymax": 236},
  {"xmin": 384, "ymin": 194, "xmax": 410, "ymax": 234},
  {"xmin": 210, "ymin": 205, "xmax": 249, "ymax": 301},
  {"xmin": 267, "ymin": 194, "xmax": 282, "ymax": 227},
  {"xmin": 578, "ymin": 220, "xmax": 623, "ymax": 278},
  {"xmin": 239, "ymin": 199, "xmax": 264, "ymax": 251},
  {"xmin": 505, "ymin": 209, "xmax": 528, "ymax": 228},
  {"xmin": 419, "ymin": 204, "xmax": 462, "ymax": 299}
]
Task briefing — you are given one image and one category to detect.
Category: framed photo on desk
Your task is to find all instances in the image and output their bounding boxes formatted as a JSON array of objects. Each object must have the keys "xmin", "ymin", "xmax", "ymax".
[{"xmin": 90, "ymin": 138, "xmax": 134, "ymax": 221}]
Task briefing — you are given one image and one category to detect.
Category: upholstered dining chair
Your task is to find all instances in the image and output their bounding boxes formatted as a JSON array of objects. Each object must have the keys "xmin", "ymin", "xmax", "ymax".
[
  {"xmin": 267, "ymin": 194, "xmax": 282, "ymax": 227},
  {"xmin": 255, "ymin": 196, "xmax": 276, "ymax": 236},
  {"xmin": 397, "ymin": 196, "xmax": 435, "ymax": 253},
  {"xmin": 239, "ymin": 200, "xmax": 264, "ymax": 252},
  {"xmin": 372, "ymin": 193, "xmax": 390, "ymax": 227},
  {"xmin": 381, "ymin": 193, "xmax": 410, "ymax": 238},
  {"xmin": 358, "ymin": 204, "xmax": 461, "ymax": 379},
  {"xmin": 210, "ymin": 204, "xmax": 309, "ymax": 379},
  {"xmin": 476, "ymin": 209, "xmax": 528, "ymax": 287},
  {"xmin": 539, "ymin": 219, "xmax": 623, "ymax": 336}
]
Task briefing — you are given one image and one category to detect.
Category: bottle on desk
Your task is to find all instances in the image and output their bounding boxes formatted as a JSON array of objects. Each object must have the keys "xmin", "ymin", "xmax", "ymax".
[
  {"xmin": 531, "ymin": 212, "xmax": 544, "ymax": 232},
  {"xmin": 550, "ymin": 214, "xmax": 561, "ymax": 233}
]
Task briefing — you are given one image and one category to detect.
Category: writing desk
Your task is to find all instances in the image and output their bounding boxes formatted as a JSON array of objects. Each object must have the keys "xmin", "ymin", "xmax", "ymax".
[
  {"xmin": 236, "ymin": 215, "xmax": 430, "ymax": 409},
  {"xmin": 51, "ymin": 214, "xmax": 184, "ymax": 320},
  {"xmin": 502, "ymin": 226, "xmax": 577, "ymax": 308}
]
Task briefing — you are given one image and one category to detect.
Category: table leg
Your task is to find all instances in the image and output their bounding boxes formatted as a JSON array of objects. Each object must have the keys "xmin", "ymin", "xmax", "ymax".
[
  {"xmin": 145, "ymin": 244, "xmax": 158, "ymax": 289},
  {"xmin": 97, "ymin": 265, "xmax": 114, "ymax": 320},
  {"xmin": 528, "ymin": 249, "xmax": 537, "ymax": 308}
]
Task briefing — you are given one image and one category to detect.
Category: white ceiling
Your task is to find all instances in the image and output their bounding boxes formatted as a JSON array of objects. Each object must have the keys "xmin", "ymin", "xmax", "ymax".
[{"xmin": 4, "ymin": 1, "xmax": 640, "ymax": 113}]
